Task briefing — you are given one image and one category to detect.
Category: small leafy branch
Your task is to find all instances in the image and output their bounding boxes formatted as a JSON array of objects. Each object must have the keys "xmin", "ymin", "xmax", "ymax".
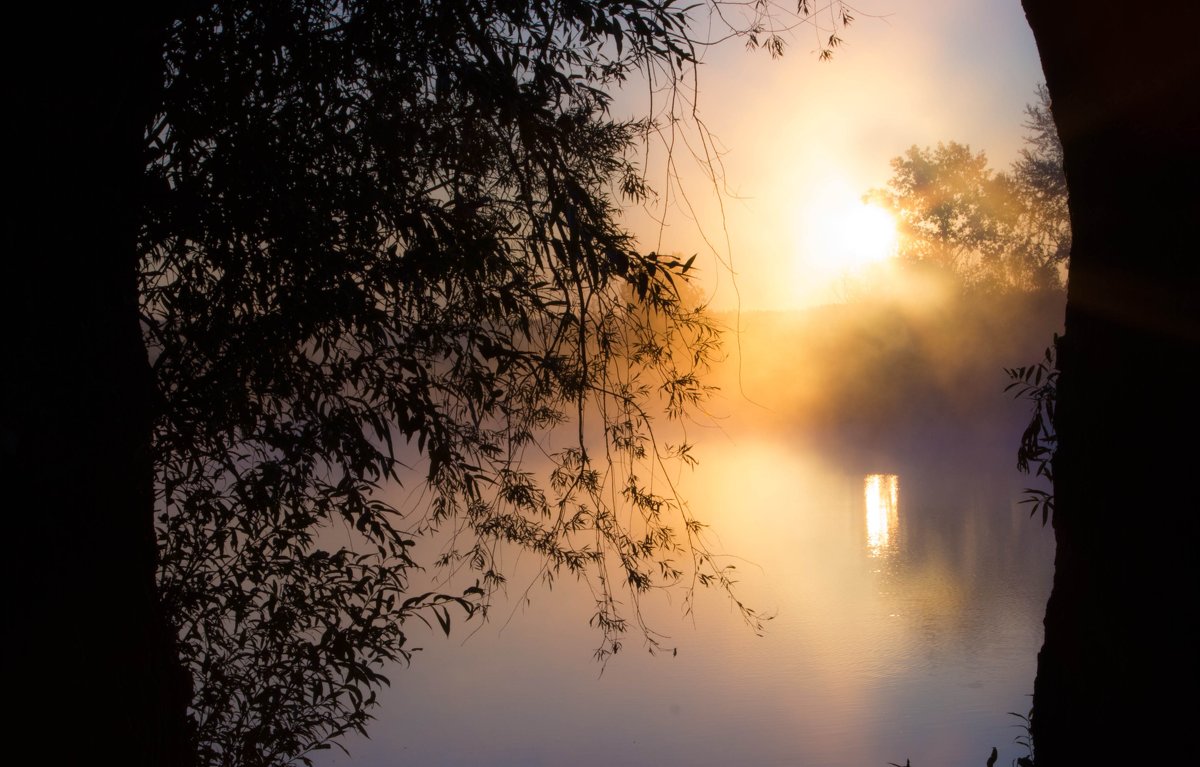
[
  {"xmin": 1009, "ymin": 705, "xmax": 1037, "ymax": 766},
  {"xmin": 1005, "ymin": 336, "xmax": 1058, "ymax": 525}
]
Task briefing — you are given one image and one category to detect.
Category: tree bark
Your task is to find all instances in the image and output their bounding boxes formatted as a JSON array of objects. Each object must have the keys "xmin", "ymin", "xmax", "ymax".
[
  {"xmin": 1020, "ymin": 2, "xmax": 1200, "ymax": 764},
  {"xmin": 2, "ymin": 5, "xmax": 192, "ymax": 764}
]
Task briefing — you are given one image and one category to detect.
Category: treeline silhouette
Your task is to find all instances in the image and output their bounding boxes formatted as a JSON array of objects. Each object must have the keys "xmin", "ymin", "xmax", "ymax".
[{"xmin": 712, "ymin": 288, "xmax": 1064, "ymax": 443}]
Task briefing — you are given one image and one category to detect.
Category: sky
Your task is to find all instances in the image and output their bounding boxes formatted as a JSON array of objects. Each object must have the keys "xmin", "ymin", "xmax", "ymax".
[{"xmin": 614, "ymin": 0, "xmax": 1047, "ymax": 310}]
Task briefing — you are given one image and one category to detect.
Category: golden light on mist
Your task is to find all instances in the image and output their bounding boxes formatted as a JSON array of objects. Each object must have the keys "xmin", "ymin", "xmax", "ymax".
[
  {"xmin": 865, "ymin": 473, "xmax": 900, "ymax": 557},
  {"xmin": 822, "ymin": 201, "xmax": 899, "ymax": 271},
  {"xmin": 788, "ymin": 185, "xmax": 902, "ymax": 305}
]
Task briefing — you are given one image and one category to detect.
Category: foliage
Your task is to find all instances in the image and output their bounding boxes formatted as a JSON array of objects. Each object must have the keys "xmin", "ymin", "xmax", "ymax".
[
  {"xmin": 871, "ymin": 141, "xmax": 1013, "ymax": 287},
  {"xmin": 867, "ymin": 87, "xmax": 1069, "ymax": 293},
  {"xmin": 1005, "ymin": 340, "xmax": 1058, "ymax": 525},
  {"xmin": 720, "ymin": 0, "xmax": 857, "ymax": 60},
  {"xmin": 1010, "ymin": 705, "xmax": 1037, "ymax": 766},
  {"xmin": 140, "ymin": 1, "xmax": 853, "ymax": 764},
  {"xmin": 1010, "ymin": 84, "xmax": 1070, "ymax": 283}
]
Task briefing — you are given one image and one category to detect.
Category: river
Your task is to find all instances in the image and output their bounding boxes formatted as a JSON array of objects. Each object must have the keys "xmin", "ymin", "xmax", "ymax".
[{"xmin": 319, "ymin": 423, "xmax": 1054, "ymax": 767}]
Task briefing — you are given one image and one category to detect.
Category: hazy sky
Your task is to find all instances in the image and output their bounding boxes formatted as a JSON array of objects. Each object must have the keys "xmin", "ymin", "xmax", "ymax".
[{"xmin": 616, "ymin": 0, "xmax": 1046, "ymax": 310}]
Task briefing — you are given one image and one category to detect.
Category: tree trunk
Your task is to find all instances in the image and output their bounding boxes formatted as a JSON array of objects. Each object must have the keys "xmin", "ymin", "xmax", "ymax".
[
  {"xmin": 2, "ymin": 5, "xmax": 192, "ymax": 764},
  {"xmin": 1020, "ymin": 2, "xmax": 1200, "ymax": 764}
]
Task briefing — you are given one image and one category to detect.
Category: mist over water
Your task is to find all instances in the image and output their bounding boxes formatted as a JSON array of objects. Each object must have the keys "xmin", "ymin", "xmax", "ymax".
[{"xmin": 317, "ymin": 289, "xmax": 1061, "ymax": 767}]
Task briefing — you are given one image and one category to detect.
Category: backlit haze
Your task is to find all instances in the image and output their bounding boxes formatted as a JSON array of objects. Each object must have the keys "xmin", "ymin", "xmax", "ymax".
[
  {"xmin": 619, "ymin": 0, "xmax": 1045, "ymax": 310},
  {"xmin": 319, "ymin": 3, "xmax": 1058, "ymax": 766}
]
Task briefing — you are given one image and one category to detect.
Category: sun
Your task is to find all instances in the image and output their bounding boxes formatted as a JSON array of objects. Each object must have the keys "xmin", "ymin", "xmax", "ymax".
[
  {"xmin": 821, "ymin": 200, "xmax": 899, "ymax": 270},
  {"xmin": 787, "ymin": 181, "xmax": 903, "ymax": 306}
]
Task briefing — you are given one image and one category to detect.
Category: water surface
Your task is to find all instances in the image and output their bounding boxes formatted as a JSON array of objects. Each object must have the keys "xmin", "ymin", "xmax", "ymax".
[{"xmin": 321, "ymin": 430, "xmax": 1053, "ymax": 767}]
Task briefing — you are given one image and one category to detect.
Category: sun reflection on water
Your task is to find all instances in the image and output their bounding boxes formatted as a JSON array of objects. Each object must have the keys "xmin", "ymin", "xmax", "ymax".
[{"xmin": 865, "ymin": 473, "xmax": 900, "ymax": 557}]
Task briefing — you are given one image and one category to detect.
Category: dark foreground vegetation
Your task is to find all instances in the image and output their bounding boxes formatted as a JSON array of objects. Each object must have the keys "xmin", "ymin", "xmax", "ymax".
[{"xmin": 3, "ymin": 1, "xmax": 1196, "ymax": 765}]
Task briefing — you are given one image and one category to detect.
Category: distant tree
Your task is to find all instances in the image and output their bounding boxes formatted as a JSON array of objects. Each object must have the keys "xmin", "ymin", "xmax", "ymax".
[
  {"xmin": 870, "ymin": 141, "xmax": 1015, "ymax": 288},
  {"xmin": 1005, "ymin": 84, "xmax": 1071, "ymax": 289},
  {"xmin": 868, "ymin": 88, "xmax": 1069, "ymax": 293}
]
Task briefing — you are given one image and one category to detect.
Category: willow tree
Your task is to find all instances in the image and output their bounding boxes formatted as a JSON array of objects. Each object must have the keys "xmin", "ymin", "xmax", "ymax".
[
  {"xmin": 145, "ymin": 4, "xmax": 739, "ymax": 762},
  {"xmin": 4, "ymin": 2, "xmax": 853, "ymax": 766}
]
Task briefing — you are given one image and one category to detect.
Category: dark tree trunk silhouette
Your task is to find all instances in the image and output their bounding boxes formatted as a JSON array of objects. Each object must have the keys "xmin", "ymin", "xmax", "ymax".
[
  {"xmin": 3, "ymin": 4, "xmax": 192, "ymax": 764},
  {"xmin": 1021, "ymin": 1, "xmax": 1200, "ymax": 764}
]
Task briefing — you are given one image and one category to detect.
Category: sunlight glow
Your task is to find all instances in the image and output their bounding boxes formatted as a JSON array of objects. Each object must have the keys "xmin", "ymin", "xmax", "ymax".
[
  {"xmin": 827, "ymin": 201, "xmax": 899, "ymax": 270},
  {"xmin": 865, "ymin": 474, "xmax": 900, "ymax": 557},
  {"xmin": 790, "ymin": 182, "xmax": 902, "ymax": 305}
]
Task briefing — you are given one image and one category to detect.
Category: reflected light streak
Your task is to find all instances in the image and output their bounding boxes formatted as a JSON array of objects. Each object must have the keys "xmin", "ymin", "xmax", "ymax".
[{"xmin": 865, "ymin": 474, "xmax": 900, "ymax": 557}]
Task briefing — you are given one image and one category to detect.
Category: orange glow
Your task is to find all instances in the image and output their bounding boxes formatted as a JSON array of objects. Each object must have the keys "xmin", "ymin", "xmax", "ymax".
[{"xmin": 865, "ymin": 473, "xmax": 900, "ymax": 557}]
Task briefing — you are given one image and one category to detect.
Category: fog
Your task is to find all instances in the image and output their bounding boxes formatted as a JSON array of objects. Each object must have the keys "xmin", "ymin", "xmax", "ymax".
[
  {"xmin": 706, "ymin": 275, "xmax": 1065, "ymax": 450},
  {"xmin": 315, "ymin": 277, "xmax": 1064, "ymax": 767}
]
